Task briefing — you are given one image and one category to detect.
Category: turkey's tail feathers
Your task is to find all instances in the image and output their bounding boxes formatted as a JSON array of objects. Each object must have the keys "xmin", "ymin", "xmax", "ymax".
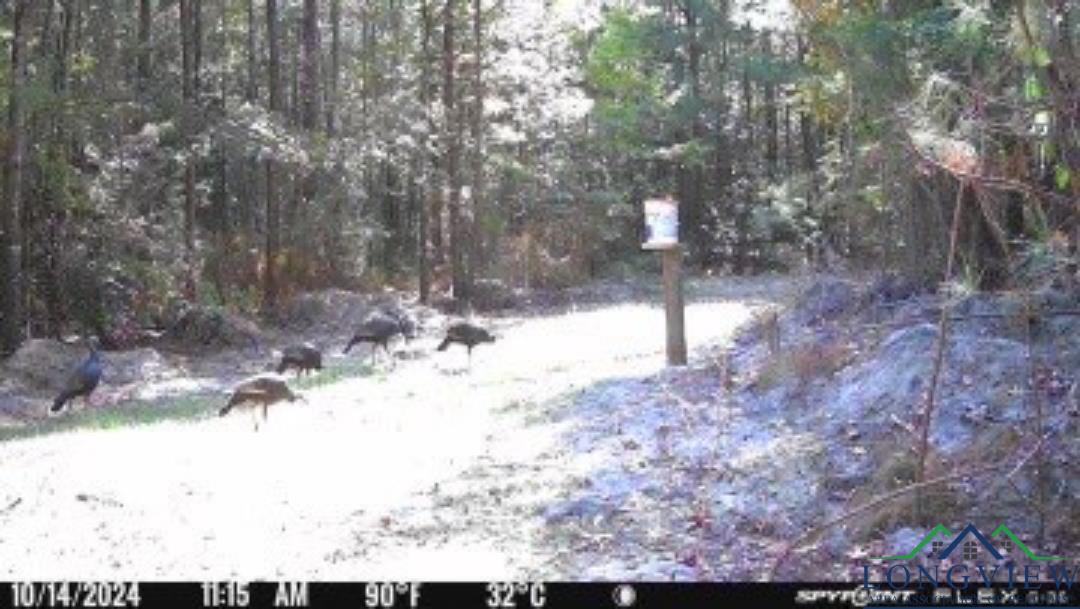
[{"xmin": 436, "ymin": 338, "xmax": 451, "ymax": 351}]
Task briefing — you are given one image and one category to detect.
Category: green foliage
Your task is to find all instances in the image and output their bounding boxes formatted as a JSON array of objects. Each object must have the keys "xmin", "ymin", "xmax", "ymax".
[
  {"xmin": 819, "ymin": 11, "xmax": 910, "ymax": 108},
  {"xmin": 908, "ymin": 4, "xmax": 997, "ymax": 71},
  {"xmin": 33, "ymin": 145, "xmax": 80, "ymax": 212},
  {"xmin": 1025, "ymin": 46, "xmax": 1053, "ymax": 68},
  {"xmin": 1, "ymin": 0, "xmax": 1076, "ymax": 349},
  {"xmin": 71, "ymin": 52, "xmax": 97, "ymax": 78},
  {"xmin": 585, "ymin": 9, "xmax": 655, "ymax": 96},
  {"xmin": 1055, "ymin": 163, "xmax": 1071, "ymax": 191},
  {"xmin": 1024, "ymin": 74, "xmax": 1045, "ymax": 101},
  {"xmin": 584, "ymin": 8, "xmax": 664, "ymax": 155}
]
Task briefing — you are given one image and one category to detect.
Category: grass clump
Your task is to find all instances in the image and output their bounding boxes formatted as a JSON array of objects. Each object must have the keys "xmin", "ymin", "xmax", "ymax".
[
  {"xmin": 754, "ymin": 340, "xmax": 854, "ymax": 391},
  {"xmin": 0, "ymin": 359, "xmax": 377, "ymax": 444},
  {"xmin": 0, "ymin": 393, "xmax": 217, "ymax": 443}
]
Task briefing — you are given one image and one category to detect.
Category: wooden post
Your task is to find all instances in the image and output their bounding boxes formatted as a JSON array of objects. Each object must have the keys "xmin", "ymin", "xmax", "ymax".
[
  {"xmin": 643, "ymin": 196, "xmax": 686, "ymax": 367},
  {"xmin": 662, "ymin": 246, "xmax": 687, "ymax": 366}
]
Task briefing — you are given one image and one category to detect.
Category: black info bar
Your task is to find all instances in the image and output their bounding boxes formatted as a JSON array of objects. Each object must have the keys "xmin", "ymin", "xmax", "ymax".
[{"xmin": 2, "ymin": 581, "xmax": 1077, "ymax": 609}]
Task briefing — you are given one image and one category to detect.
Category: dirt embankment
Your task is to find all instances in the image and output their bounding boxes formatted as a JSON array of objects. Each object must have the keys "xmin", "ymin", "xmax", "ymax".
[{"xmin": 535, "ymin": 274, "xmax": 1080, "ymax": 580}]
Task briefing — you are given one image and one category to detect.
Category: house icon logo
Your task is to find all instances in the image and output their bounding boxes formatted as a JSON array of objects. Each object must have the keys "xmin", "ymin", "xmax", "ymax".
[{"xmin": 872, "ymin": 523, "xmax": 1067, "ymax": 562}]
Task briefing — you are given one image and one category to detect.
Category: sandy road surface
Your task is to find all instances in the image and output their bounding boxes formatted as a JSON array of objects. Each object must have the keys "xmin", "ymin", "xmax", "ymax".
[{"xmin": 0, "ymin": 278, "xmax": 795, "ymax": 580}]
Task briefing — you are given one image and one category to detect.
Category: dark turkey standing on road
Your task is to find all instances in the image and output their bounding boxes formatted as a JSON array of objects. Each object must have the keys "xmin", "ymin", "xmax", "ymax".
[
  {"xmin": 51, "ymin": 338, "xmax": 103, "ymax": 414},
  {"xmin": 437, "ymin": 322, "xmax": 496, "ymax": 366},
  {"xmin": 343, "ymin": 312, "xmax": 412, "ymax": 364},
  {"xmin": 276, "ymin": 344, "xmax": 323, "ymax": 376},
  {"xmin": 386, "ymin": 309, "xmax": 418, "ymax": 342},
  {"xmin": 219, "ymin": 375, "xmax": 303, "ymax": 431}
]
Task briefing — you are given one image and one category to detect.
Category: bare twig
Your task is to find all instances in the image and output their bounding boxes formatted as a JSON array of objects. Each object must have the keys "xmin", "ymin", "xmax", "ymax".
[
  {"xmin": 768, "ymin": 458, "xmax": 1014, "ymax": 579},
  {"xmin": 1024, "ymin": 292, "xmax": 1047, "ymax": 548},
  {"xmin": 946, "ymin": 310, "xmax": 1080, "ymax": 320},
  {"xmin": 915, "ymin": 178, "xmax": 967, "ymax": 519},
  {"xmin": 854, "ymin": 309, "xmax": 1080, "ymax": 333},
  {"xmin": 0, "ymin": 497, "xmax": 22, "ymax": 515},
  {"xmin": 975, "ymin": 435, "xmax": 1048, "ymax": 505},
  {"xmin": 74, "ymin": 493, "xmax": 124, "ymax": 508}
]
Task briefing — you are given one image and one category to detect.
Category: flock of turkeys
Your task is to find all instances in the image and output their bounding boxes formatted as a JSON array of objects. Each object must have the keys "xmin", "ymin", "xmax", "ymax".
[{"xmin": 48, "ymin": 310, "xmax": 496, "ymax": 431}]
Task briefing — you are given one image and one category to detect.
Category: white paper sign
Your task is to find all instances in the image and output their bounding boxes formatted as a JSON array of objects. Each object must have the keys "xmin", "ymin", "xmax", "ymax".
[{"xmin": 642, "ymin": 197, "xmax": 679, "ymax": 250}]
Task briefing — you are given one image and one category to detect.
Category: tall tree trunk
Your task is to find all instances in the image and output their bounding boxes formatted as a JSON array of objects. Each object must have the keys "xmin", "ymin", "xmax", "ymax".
[
  {"xmin": 382, "ymin": 161, "xmax": 398, "ymax": 272},
  {"xmin": 180, "ymin": 0, "xmax": 197, "ymax": 300},
  {"xmin": 797, "ymin": 36, "xmax": 817, "ymax": 195},
  {"xmin": 264, "ymin": 0, "xmax": 282, "ymax": 313},
  {"xmin": 783, "ymin": 35, "xmax": 793, "ymax": 177},
  {"xmin": 763, "ymin": 30, "xmax": 778, "ymax": 180},
  {"xmin": 327, "ymin": 0, "xmax": 340, "ymax": 135},
  {"xmin": 682, "ymin": 2, "xmax": 704, "ymax": 263},
  {"xmin": 193, "ymin": 0, "xmax": 203, "ymax": 95},
  {"xmin": 426, "ymin": 2, "xmax": 444, "ymax": 267},
  {"xmin": 41, "ymin": 0, "xmax": 57, "ymax": 61},
  {"xmin": 137, "ymin": 0, "xmax": 152, "ymax": 89},
  {"xmin": 359, "ymin": 3, "xmax": 375, "ymax": 269},
  {"xmin": 94, "ymin": 0, "xmax": 118, "ymax": 89},
  {"xmin": 469, "ymin": 0, "xmax": 483, "ymax": 285},
  {"xmin": 0, "ymin": 0, "xmax": 28, "ymax": 353},
  {"xmin": 384, "ymin": 0, "xmax": 406, "ymax": 274},
  {"xmin": 297, "ymin": 0, "xmax": 321, "ymax": 270},
  {"xmin": 71, "ymin": 0, "xmax": 84, "ymax": 90},
  {"xmin": 54, "ymin": 2, "xmax": 74, "ymax": 109},
  {"xmin": 323, "ymin": 0, "xmax": 343, "ymax": 283},
  {"xmin": 41, "ymin": 0, "xmax": 76, "ymax": 338},
  {"xmin": 216, "ymin": 0, "xmax": 230, "ymax": 303},
  {"xmin": 244, "ymin": 0, "xmax": 258, "ymax": 257},
  {"xmin": 741, "ymin": 26, "xmax": 754, "ymax": 148},
  {"xmin": 300, "ymin": 0, "xmax": 321, "ymax": 132},
  {"xmin": 290, "ymin": 14, "xmax": 301, "ymax": 127},
  {"xmin": 418, "ymin": 0, "xmax": 432, "ymax": 303},
  {"xmin": 246, "ymin": 0, "xmax": 258, "ymax": 102},
  {"xmin": 443, "ymin": 0, "xmax": 468, "ymax": 302},
  {"xmin": 733, "ymin": 25, "xmax": 754, "ymax": 275},
  {"xmin": 708, "ymin": 0, "xmax": 732, "ymax": 270}
]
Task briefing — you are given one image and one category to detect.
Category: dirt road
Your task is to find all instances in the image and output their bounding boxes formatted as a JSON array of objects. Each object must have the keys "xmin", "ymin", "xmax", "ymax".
[{"xmin": 0, "ymin": 278, "xmax": 795, "ymax": 580}]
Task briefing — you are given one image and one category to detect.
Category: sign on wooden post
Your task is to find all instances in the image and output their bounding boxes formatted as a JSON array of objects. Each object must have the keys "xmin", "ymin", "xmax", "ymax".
[
  {"xmin": 642, "ymin": 197, "xmax": 679, "ymax": 250},
  {"xmin": 642, "ymin": 196, "xmax": 687, "ymax": 366}
]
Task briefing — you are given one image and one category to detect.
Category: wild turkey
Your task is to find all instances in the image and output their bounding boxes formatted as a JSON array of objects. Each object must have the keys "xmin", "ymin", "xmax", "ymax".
[
  {"xmin": 437, "ymin": 322, "xmax": 495, "ymax": 365},
  {"xmin": 387, "ymin": 309, "xmax": 418, "ymax": 343},
  {"xmin": 343, "ymin": 312, "xmax": 410, "ymax": 364},
  {"xmin": 51, "ymin": 338, "xmax": 103, "ymax": 414},
  {"xmin": 276, "ymin": 344, "xmax": 323, "ymax": 376},
  {"xmin": 219, "ymin": 375, "xmax": 302, "ymax": 430}
]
